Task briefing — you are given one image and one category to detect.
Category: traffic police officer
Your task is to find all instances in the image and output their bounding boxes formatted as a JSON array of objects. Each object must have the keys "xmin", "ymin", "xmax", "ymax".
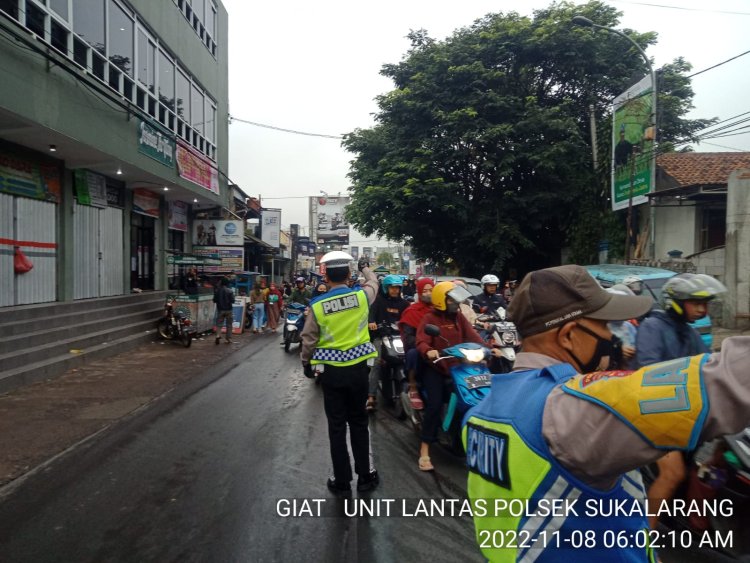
[
  {"xmin": 300, "ymin": 251, "xmax": 380, "ymax": 495},
  {"xmin": 463, "ymin": 265, "xmax": 750, "ymax": 562}
]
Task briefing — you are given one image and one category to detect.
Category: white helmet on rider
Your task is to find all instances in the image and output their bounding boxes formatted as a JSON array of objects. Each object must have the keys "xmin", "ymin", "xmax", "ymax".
[
  {"xmin": 320, "ymin": 250, "xmax": 354, "ymax": 270},
  {"xmin": 481, "ymin": 274, "xmax": 500, "ymax": 287}
]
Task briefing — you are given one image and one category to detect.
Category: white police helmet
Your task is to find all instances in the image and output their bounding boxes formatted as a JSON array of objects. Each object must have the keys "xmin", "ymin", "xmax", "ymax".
[{"xmin": 320, "ymin": 250, "xmax": 354, "ymax": 270}]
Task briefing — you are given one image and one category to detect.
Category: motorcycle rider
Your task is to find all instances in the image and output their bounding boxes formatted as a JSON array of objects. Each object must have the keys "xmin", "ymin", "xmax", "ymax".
[
  {"xmin": 398, "ymin": 277, "xmax": 434, "ymax": 410},
  {"xmin": 472, "ymin": 274, "xmax": 508, "ymax": 315},
  {"xmin": 290, "ymin": 276, "xmax": 312, "ymax": 306},
  {"xmin": 300, "ymin": 253, "xmax": 380, "ymax": 496},
  {"xmin": 366, "ymin": 275, "xmax": 409, "ymax": 412},
  {"xmin": 635, "ymin": 273, "xmax": 727, "ymax": 529},
  {"xmin": 463, "ymin": 265, "xmax": 750, "ymax": 562},
  {"xmin": 416, "ymin": 281, "xmax": 499, "ymax": 472}
]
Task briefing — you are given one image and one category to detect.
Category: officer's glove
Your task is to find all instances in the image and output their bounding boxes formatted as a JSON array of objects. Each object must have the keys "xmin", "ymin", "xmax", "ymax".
[
  {"xmin": 357, "ymin": 258, "xmax": 369, "ymax": 272},
  {"xmin": 302, "ymin": 362, "xmax": 315, "ymax": 379}
]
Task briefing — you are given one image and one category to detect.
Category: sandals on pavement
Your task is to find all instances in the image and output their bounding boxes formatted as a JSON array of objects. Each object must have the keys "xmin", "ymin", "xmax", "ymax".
[
  {"xmin": 408, "ymin": 390, "xmax": 424, "ymax": 410},
  {"xmin": 418, "ymin": 456, "xmax": 434, "ymax": 471},
  {"xmin": 366, "ymin": 396, "xmax": 377, "ymax": 412}
]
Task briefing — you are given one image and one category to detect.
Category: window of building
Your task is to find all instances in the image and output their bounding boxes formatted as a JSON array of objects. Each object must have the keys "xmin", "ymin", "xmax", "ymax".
[
  {"xmin": 137, "ymin": 29, "xmax": 155, "ymax": 93},
  {"xmin": 191, "ymin": 84, "xmax": 204, "ymax": 135},
  {"xmin": 204, "ymin": 98, "xmax": 215, "ymax": 143},
  {"xmin": 0, "ymin": 0, "xmax": 18, "ymax": 19},
  {"xmin": 73, "ymin": 0, "xmax": 105, "ymax": 54},
  {"xmin": 108, "ymin": 0, "xmax": 133, "ymax": 76},
  {"xmin": 49, "ymin": 0, "xmax": 68, "ymax": 21},
  {"xmin": 206, "ymin": 3, "xmax": 215, "ymax": 38},
  {"xmin": 51, "ymin": 19, "xmax": 69, "ymax": 54},
  {"xmin": 25, "ymin": 1, "xmax": 46, "ymax": 38},
  {"xmin": 175, "ymin": 68, "xmax": 190, "ymax": 122},
  {"xmin": 157, "ymin": 49, "xmax": 175, "ymax": 110}
]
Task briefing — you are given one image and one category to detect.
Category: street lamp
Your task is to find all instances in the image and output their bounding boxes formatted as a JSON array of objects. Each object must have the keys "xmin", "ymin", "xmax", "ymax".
[{"xmin": 572, "ymin": 15, "xmax": 657, "ymax": 264}]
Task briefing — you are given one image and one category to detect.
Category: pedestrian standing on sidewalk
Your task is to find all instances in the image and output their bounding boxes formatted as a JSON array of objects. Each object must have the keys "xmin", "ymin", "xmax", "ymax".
[
  {"xmin": 213, "ymin": 277, "xmax": 234, "ymax": 344},
  {"xmin": 266, "ymin": 282, "xmax": 283, "ymax": 333},
  {"xmin": 300, "ymin": 253, "xmax": 380, "ymax": 496},
  {"xmin": 250, "ymin": 281, "xmax": 267, "ymax": 333}
]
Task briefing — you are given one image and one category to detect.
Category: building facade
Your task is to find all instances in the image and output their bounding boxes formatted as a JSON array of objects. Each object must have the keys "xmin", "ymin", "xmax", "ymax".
[{"xmin": 0, "ymin": 0, "xmax": 229, "ymax": 306}]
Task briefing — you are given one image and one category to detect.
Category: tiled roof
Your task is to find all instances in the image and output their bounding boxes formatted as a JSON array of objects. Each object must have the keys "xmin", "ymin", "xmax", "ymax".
[{"xmin": 657, "ymin": 152, "xmax": 750, "ymax": 187}]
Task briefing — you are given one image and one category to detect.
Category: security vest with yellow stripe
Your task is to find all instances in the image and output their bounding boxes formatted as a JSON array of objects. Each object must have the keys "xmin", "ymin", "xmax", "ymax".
[
  {"xmin": 310, "ymin": 286, "xmax": 377, "ymax": 367},
  {"xmin": 462, "ymin": 357, "xmax": 709, "ymax": 563}
]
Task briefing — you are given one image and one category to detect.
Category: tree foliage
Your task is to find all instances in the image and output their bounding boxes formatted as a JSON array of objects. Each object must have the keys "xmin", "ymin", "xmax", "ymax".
[{"xmin": 343, "ymin": 1, "xmax": 711, "ymax": 275}]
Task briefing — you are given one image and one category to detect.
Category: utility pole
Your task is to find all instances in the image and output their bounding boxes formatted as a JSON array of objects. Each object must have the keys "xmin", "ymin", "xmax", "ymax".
[{"xmin": 625, "ymin": 146, "xmax": 639, "ymax": 264}]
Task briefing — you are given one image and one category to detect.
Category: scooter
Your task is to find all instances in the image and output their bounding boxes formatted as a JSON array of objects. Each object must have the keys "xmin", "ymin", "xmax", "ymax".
[
  {"xmin": 283, "ymin": 302, "xmax": 307, "ymax": 353},
  {"xmin": 641, "ymin": 427, "xmax": 750, "ymax": 560},
  {"xmin": 405, "ymin": 324, "xmax": 494, "ymax": 455},
  {"xmin": 475, "ymin": 306, "xmax": 520, "ymax": 373},
  {"xmin": 156, "ymin": 298, "xmax": 195, "ymax": 348},
  {"xmin": 376, "ymin": 321, "xmax": 407, "ymax": 420}
]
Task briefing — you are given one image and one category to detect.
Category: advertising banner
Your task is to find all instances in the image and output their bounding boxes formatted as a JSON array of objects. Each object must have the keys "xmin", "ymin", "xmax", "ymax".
[
  {"xmin": 0, "ymin": 152, "xmax": 60, "ymax": 202},
  {"xmin": 138, "ymin": 119, "xmax": 175, "ymax": 168},
  {"xmin": 193, "ymin": 246, "xmax": 244, "ymax": 272},
  {"xmin": 176, "ymin": 140, "xmax": 219, "ymax": 194},
  {"xmin": 350, "ymin": 246, "xmax": 359, "ymax": 260},
  {"xmin": 74, "ymin": 170, "xmax": 107, "ymax": 207},
  {"xmin": 132, "ymin": 188, "xmax": 160, "ymax": 218},
  {"xmin": 261, "ymin": 208, "xmax": 281, "ymax": 248},
  {"xmin": 310, "ymin": 195, "xmax": 350, "ymax": 245},
  {"xmin": 362, "ymin": 247, "xmax": 372, "ymax": 259},
  {"xmin": 193, "ymin": 220, "xmax": 243, "ymax": 246},
  {"xmin": 168, "ymin": 200, "xmax": 188, "ymax": 232},
  {"xmin": 611, "ymin": 75, "xmax": 655, "ymax": 211}
]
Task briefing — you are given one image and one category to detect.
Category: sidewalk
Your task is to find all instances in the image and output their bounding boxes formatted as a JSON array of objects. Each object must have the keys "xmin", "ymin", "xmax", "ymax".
[{"xmin": 0, "ymin": 328, "xmax": 278, "ymax": 489}]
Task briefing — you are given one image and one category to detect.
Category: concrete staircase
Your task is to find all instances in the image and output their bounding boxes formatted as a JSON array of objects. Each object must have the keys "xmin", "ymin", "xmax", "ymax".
[{"xmin": 0, "ymin": 291, "xmax": 169, "ymax": 394}]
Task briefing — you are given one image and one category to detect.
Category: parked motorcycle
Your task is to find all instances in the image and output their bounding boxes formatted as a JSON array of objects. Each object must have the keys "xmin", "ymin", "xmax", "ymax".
[
  {"xmin": 475, "ymin": 306, "xmax": 520, "ymax": 373},
  {"xmin": 156, "ymin": 298, "xmax": 194, "ymax": 347},
  {"xmin": 405, "ymin": 324, "xmax": 494, "ymax": 455},
  {"xmin": 641, "ymin": 427, "xmax": 750, "ymax": 560},
  {"xmin": 376, "ymin": 321, "xmax": 406, "ymax": 420},
  {"xmin": 283, "ymin": 302, "xmax": 307, "ymax": 353},
  {"xmin": 244, "ymin": 300, "xmax": 255, "ymax": 330}
]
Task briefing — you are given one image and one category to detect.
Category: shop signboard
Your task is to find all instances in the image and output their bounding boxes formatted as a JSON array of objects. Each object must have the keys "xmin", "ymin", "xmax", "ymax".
[
  {"xmin": 611, "ymin": 75, "xmax": 655, "ymax": 211},
  {"xmin": 138, "ymin": 119, "xmax": 175, "ymax": 168},
  {"xmin": 193, "ymin": 220, "xmax": 243, "ymax": 246},
  {"xmin": 310, "ymin": 195, "xmax": 350, "ymax": 245},
  {"xmin": 261, "ymin": 208, "xmax": 281, "ymax": 248},
  {"xmin": 74, "ymin": 170, "xmax": 107, "ymax": 207},
  {"xmin": 0, "ymin": 151, "xmax": 60, "ymax": 202},
  {"xmin": 176, "ymin": 140, "xmax": 219, "ymax": 194},
  {"xmin": 193, "ymin": 246, "xmax": 244, "ymax": 272},
  {"xmin": 132, "ymin": 187, "xmax": 160, "ymax": 218},
  {"xmin": 168, "ymin": 200, "xmax": 188, "ymax": 232}
]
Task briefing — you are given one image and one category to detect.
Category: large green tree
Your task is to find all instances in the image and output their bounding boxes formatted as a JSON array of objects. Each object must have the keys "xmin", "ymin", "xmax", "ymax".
[{"xmin": 343, "ymin": 1, "xmax": 712, "ymax": 275}]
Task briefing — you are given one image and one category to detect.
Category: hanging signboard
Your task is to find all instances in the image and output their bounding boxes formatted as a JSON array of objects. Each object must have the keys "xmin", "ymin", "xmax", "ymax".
[
  {"xmin": 132, "ymin": 188, "xmax": 161, "ymax": 218},
  {"xmin": 0, "ymin": 151, "xmax": 60, "ymax": 202},
  {"xmin": 261, "ymin": 208, "xmax": 281, "ymax": 248},
  {"xmin": 310, "ymin": 195, "xmax": 350, "ymax": 245},
  {"xmin": 193, "ymin": 220, "xmax": 243, "ymax": 246},
  {"xmin": 74, "ymin": 170, "xmax": 107, "ymax": 208},
  {"xmin": 193, "ymin": 246, "xmax": 244, "ymax": 272},
  {"xmin": 176, "ymin": 140, "xmax": 219, "ymax": 194},
  {"xmin": 168, "ymin": 200, "xmax": 188, "ymax": 231},
  {"xmin": 138, "ymin": 119, "xmax": 176, "ymax": 168},
  {"xmin": 611, "ymin": 75, "xmax": 655, "ymax": 211}
]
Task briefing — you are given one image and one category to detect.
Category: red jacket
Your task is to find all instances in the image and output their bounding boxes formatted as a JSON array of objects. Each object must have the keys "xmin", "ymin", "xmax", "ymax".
[{"xmin": 416, "ymin": 309, "xmax": 484, "ymax": 375}]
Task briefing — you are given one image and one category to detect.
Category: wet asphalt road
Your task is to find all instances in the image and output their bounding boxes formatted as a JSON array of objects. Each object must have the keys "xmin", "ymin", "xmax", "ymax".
[{"xmin": 0, "ymin": 335, "xmax": 738, "ymax": 562}]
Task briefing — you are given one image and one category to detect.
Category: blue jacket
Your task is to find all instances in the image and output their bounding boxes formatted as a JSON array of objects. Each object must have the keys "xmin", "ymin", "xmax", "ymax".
[{"xmin": 635, "ymin": 309, "xmax": 708, "ymax": 368}]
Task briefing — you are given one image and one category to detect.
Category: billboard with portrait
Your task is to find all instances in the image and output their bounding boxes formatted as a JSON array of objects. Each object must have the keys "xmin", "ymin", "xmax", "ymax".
[
  {"xmin": 611, "ymin": 75, "xmax": 655, "ymax": 211},
  {"xmin": 310, "ymin": 195, "xmax": 350, "ymax": 245}
]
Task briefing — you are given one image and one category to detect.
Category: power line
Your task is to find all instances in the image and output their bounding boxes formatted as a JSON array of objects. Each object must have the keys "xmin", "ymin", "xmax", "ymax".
[
  {"xmin": 700, "ymin": 141, "xmax": 747, "ymax": 151},
  {"xmin": 687, "ymin": 49, "xmax": 750, "ymax": 78},
  {"xmin": 609, "ymin": 0, "xmax": 750, "ymax": 16},
  {"xmin": 229, "ymin": 116, "xmax": 344, "ymax": 140}
]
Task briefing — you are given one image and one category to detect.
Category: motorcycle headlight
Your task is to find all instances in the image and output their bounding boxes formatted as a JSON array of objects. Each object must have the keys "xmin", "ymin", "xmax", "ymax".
[
  {"xmin": 502, "ymin": 331, "xmax": 516, "ymax": 345},
  {"xmin": 459, "ymin": 348, "xmax": 485, "ymax": 363}
]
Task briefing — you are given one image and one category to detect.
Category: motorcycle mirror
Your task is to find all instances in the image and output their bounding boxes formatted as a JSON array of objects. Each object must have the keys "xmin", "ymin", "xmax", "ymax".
[
  {"xmin": 424, "ymin": 324, "xmax": 441, "ymax": 337},
  {"xmin": 496, "ymin": 307, "xmax": 506, "ymax": 320}
]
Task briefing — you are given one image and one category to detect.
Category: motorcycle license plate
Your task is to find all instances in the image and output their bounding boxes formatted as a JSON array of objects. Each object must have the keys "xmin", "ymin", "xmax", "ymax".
[{"xmin": 465, "ymin": 374, "xmax": 491, "ymax": 390}]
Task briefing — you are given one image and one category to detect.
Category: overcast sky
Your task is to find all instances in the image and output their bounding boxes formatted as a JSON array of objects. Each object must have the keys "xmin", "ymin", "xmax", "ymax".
[{"xmin": 224, "ymin": 0, "xmax": 750, "ymax": 246}]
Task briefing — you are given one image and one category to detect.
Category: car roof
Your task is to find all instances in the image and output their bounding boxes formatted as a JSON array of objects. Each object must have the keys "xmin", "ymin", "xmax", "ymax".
[{"xmin": 584, "ymin": 264, "xmax": 677, "ymax": 283}]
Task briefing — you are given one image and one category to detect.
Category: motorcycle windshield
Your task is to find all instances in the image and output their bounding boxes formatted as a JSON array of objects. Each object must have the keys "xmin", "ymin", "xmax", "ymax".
[{"xmin": 442, "ymin": 342, "xmax": 488, "ymax": 362}]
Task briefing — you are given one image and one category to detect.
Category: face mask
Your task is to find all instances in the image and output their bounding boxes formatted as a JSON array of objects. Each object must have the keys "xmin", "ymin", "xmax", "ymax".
[
  {"xmin": 446, "ymin": 301, "xmax": 459, "ymax": 314},
  {"xmin": 420, "ymin": 294, "xmax": 431, "ymax": 304},
  {"xmin": 568, "ymin": 323, "xmax": 616, "ymax": 373}
]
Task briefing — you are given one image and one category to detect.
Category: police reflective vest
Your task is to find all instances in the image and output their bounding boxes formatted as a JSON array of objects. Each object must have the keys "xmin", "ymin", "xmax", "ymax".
[
  {"xmin": 463, "ymin": 363, "xmax": 667, "ymax": 563},
  {"xmin": 310, "ymin": 286, "xmax": 377, "ymax": 367}
]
